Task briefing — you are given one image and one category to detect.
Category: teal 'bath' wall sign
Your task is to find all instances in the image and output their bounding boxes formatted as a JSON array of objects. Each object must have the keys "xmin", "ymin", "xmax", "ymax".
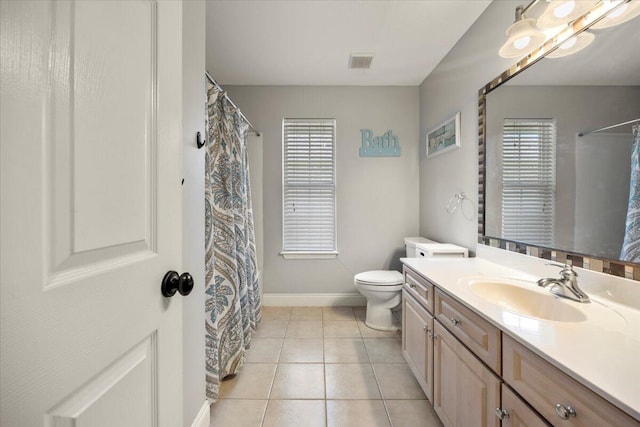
[{"xmin": 359, "ymin": 129, "xmax": 401, "ymax": 157}]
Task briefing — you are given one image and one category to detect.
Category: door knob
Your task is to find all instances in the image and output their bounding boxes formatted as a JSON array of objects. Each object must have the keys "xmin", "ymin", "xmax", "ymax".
[{"xmin": 161, "ymin": 271, "xmax": 194, "ymax": 297}]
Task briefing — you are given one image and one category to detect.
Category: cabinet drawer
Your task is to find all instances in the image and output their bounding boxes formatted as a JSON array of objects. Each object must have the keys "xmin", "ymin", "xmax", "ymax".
[
  {"xmin": 434, "ymin": 289, "xmax": 501, "ymax": 373},
  {"xmin": 503, "ymin": 335, "xmax": 639, "ymax": 426},
  {"xmin": 403, "ymin": 266, "xmax": 434, "ymax": 313}
]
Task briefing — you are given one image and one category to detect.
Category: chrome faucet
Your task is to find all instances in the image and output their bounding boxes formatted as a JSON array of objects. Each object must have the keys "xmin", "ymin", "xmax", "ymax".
[{"xmin": 537, "ymin": 264, "xmax": 590, "ymax": 303}]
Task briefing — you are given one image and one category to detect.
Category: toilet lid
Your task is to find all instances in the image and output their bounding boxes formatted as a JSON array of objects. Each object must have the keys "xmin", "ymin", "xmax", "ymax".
[{"xmin": 354, "ymin": 270, "xmax": 403, "ymax": 285}]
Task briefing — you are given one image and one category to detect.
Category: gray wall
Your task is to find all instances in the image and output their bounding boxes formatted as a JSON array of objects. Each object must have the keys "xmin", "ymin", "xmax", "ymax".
[
  {"xmin": 418, "ymin": 1, "xmax": 522, "ymax": 251},
  {"xmin": 182, "ymin": 1, "xmax": 206, "ymax": 425},
  {"xmin": 224, "ymin": 86, "xmax": 420, "ymax": 294}
]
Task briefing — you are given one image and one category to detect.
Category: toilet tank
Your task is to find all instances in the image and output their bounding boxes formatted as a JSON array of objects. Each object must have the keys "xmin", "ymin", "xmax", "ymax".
[
  {"xmin": 403, "ymin": 237, "xmax": 437, "ymax": 258},
  {"xmin": 416, "ymin": 243, "xmax": 469, "ymax": 258}
]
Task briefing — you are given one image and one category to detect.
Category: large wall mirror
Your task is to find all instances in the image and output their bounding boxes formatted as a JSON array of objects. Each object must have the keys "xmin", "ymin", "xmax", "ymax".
[{"xmin": 479, "ymin": 1, "xmax": 640, "ymax": 278}]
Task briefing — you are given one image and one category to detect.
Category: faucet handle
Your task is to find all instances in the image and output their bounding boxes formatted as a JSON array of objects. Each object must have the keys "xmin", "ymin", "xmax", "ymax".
[
  {"xmin": 560, "ymin": 265, "xmax": 578, "ymax": 279},
  {"xmin": 545, "ymin": 261, "xmax": 568, "ymax": 268},
  {"xmin": 545, "ymin": 262, "xmax": 578, "ymax": 278}
]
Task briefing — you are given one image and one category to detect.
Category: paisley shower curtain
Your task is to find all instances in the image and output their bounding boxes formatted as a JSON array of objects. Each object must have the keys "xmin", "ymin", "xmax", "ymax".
[
  {"xmin": 205, "ymin": 81, "xmax": 261, "ymax": 401},
  {"xmin": 621, "ymin": 125, "xmax": 640, "ymax": 262}
]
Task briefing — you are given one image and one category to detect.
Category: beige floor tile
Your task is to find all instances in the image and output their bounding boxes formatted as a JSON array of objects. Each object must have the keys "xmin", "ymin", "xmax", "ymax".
[
  {"xmin": 324, "ymin": 338, "xmax": 369, "ymax": 363},
  {"xmin": 325, "ymin": 363, "xmax": 381, "ymax": 399},
  {"xmin": 357, "ymin": 321, "xmax": 402, "ymax": 339},
  {"xmin": 354, "ymin": 307, "xmax": 366, "ymax": 321},
  {"xmin": 261, "ymin": 306, "xmax": 292, "ymax": 321},
  {"xmin": 285, "ymin": 320, "xmax": 323, "ymax": 338},
  {"xmin": 270, "ymin": 363, "xmax": 325, "ymax": 399},
  {"xmin": 209, "ymin": 399, "xmax": 267, "ymax": 427},
  {"xmin": 323, "ymin": 321, "xmax": 361, "ymax": 338},
  {"xmin": 372, "ymin": 364, "xmax": 426, "ymax": 400},
  {"xmin": 218, "ymin": 364, "xmax": 277, "ymax": 399},
  {"xmin": 327, "ymin": 400, "xmax": 390, "ymax": 427},
  {"xmin": 385, "ymin": 400, "xmax": 443, "ymax": 426},
  {"xmin": 279, "ymin": 338, "xmax": 324, "ymax": 363},
  {"xmin": 364, "ymin": 338, "xmax": 405, "ymax": 363},
  {"xmin": 254, "ymin": 320, "xmax": 288, "ymax": 338},
  {"xmin": 262, "ymin": 400, "xmax": 326, "ymax": 427},
  {"xmin": 245, "ymin": 338, "xmax": 283, "ymax": 363},
  {"xmin": 290, "ymin": 306, "xmax": 323, "ymax": 320},
  {"xmin": 323, "ymin": 306, "xmax": 356, "ymax": 320}
]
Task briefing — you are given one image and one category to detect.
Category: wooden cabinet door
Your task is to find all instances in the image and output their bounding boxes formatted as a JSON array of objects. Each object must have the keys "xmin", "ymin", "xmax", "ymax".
[
  {"xmin": 402, "ymin": 291, "xmax": 434, "ymax": 402},
  {"xmin": 501, "ymin": 384, "xmax": 550, "ymax": 427},
  {"xmin": 433, "ymin": 321, "xmax": 501, "ymax": 427}
]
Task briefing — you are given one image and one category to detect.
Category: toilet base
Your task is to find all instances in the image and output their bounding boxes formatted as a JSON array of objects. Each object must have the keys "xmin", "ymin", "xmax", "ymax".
[{"xmin": 364, "ymin": 303, "xmax": 401, "ymax": 331}]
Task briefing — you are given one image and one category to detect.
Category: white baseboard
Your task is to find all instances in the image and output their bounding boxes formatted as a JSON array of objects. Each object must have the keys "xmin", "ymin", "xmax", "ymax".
[
  {"xmin": 262, "ymin": 293, "xmax": 366, "ymax": 306},
  {"xmin": 190, "ymin": 400, "xmax": 210, "ymax": 427}
]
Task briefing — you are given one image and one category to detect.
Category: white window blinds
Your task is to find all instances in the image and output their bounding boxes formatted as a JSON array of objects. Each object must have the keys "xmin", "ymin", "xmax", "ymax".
[
  {"xmin": 501, "ymin": 119, "xmax": 556, "ymax": 246},
  {"xmin": 282, "ymin": 118, "xmax": 336, "ymax": 253}
]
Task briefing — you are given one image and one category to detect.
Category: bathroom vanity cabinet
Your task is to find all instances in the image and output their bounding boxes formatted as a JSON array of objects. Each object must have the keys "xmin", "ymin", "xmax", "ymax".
[{"xmin": 401, "ymin": 265, "xmax": 640, "ymax": 427}]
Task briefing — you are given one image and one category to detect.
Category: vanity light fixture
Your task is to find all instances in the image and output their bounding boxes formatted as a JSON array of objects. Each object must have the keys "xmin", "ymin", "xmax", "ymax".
[
  {"xmin": 499, "ymin": 0, "xmax": 635, "ymax": 59},
  {"xmin": 590, "ymin": 0, "xmax": 640, "ymax": 28},
  {"xmin": 499, "ymin": 5, "xmax": 547, "ymax": 58},
  {"xmin": 546, "ymin": 30, "xmax": 595, "ymax": 57},
  {"xmin": 537, "ymin": 0, "xmax": 597, "ymax": 28}
]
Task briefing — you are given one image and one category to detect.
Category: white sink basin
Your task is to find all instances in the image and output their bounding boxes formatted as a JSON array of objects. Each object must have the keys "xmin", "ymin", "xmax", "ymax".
[{"xmin": 467, "ymin": 279, "xmax": 587, "ymax": 322}]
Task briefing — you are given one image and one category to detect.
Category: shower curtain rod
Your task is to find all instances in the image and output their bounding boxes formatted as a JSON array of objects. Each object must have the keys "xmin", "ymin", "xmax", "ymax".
[
  {"xmin": 206, "ymin": 71, "xmax": 261, "ymax": 136},
  {"xmin": 578, "ymin": 118, "xmax": 640, "ymax": 137}
]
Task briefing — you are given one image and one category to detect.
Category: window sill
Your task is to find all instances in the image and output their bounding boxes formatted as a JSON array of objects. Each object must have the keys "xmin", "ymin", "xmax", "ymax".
[{"xmin": 280, "ymin": 251, "xmax": 339, "ymax": 260}]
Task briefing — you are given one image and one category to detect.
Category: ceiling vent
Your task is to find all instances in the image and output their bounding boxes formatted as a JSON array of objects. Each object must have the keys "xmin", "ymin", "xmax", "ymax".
[{"xmin": 348, "ymin": 53, "xmax": 374, "ymax": 69}]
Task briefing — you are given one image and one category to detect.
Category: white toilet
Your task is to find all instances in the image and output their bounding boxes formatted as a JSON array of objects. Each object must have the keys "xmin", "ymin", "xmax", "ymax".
[{"xmin": 354, "ymin": 237, "xmax": 434, "ymax": 331}]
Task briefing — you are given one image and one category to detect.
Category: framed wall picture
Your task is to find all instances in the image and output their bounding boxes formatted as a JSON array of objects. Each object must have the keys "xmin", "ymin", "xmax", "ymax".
[{"xmin": 426, "ymin": 112, "xmax": 461, "ymax": 159}]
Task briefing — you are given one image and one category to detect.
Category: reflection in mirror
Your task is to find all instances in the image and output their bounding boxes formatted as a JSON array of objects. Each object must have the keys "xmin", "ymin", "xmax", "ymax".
[{"xmin": 482, "ymin": 10, "xmax": 640, "ymax": 267}]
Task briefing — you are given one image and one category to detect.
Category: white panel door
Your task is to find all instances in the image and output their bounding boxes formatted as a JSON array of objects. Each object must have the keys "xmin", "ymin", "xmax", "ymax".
[{"xmin": 1, "ymin": 1, "xmax": 183, "ymax": 426}]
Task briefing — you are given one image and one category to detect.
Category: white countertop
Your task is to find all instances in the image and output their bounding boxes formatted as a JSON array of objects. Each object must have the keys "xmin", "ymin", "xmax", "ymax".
[{"xmin": 401, "ymin": 256, "xmax": 640, "ymax": 421}]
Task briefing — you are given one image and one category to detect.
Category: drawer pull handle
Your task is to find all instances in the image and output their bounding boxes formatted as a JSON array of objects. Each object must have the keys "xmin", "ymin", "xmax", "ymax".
[
  {"xmin": 407, "ymin": 282, "xmax": 416, "ymax": 289},
  {"xmin": 495, "ymin": 408, "xmax": 510, "ymax": 420},
  {"xmin": 423, "ymin": 325, "xmax": 430, "ymax": 333},
  {"xmin": 555, "ymin": 403, "xmax": 577, "ymax": 419},
  {"xmin": 451, "ymin": 318, "xmax": 461, "ymax": 327}
]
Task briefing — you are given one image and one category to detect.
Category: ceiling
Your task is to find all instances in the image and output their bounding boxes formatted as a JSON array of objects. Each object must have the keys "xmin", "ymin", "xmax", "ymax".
[{"xmin": 205, "ymin": 1, "xmax": 492, "ymax": 86}]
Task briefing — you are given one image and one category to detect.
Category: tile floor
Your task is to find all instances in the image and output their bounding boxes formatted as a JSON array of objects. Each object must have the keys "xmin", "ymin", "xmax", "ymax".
[{"xmin": 210, "ymin": 306, "xmax": 443, "ymax": 427}]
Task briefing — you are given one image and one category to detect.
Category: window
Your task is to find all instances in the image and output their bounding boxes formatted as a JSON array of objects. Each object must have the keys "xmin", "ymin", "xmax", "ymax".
[
  {"xmin": 281, "ymin": 118, "xmax": 337, "ymax": 258},
  {"xmin": 501, "ymin": 119, "xmax": 556, "ymax": 246}
]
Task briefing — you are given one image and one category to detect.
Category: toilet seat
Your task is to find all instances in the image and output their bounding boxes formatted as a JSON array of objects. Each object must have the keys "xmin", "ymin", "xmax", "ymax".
[{"xmin": 354, "ymin": 270, "xmax": 403, "ymax": 286}]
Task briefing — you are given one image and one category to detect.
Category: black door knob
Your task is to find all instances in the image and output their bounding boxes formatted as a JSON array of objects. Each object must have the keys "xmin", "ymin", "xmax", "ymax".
[{"xmin": 161, "ymin": 271, "xmax": 194, "ymax": 297}]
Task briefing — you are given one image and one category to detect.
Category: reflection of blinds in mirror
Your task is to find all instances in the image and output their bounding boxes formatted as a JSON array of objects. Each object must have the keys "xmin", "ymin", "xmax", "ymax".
[{"xmin": 501, "ymin": 119, "xmax": 556, "ymax": 246}]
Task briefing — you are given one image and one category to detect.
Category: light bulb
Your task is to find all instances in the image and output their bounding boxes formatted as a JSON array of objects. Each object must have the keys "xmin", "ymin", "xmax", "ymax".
[
  {"xmin": 554, "ymin": 0, "xmax": 576, "ymax": 18},
  {"xmin": 514, "ymin": 36, "xmax": 531, "ymax": 50},
  {"xmin": 609, "ymin": 3, "xmax": 628, "ymax": 18},
  {"xmin": 559, "ymin": 37, "xmax": 577, "ymax": 49}
]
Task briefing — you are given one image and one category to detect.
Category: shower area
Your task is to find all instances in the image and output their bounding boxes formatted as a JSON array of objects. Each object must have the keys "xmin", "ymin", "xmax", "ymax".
[
  {"xmin": 203, "ymin": 72, "xmax": 264, "ymax": 402},
  {"xmin": 574, "ymin": 118, "xmax": 640, "ymax": 262}
]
